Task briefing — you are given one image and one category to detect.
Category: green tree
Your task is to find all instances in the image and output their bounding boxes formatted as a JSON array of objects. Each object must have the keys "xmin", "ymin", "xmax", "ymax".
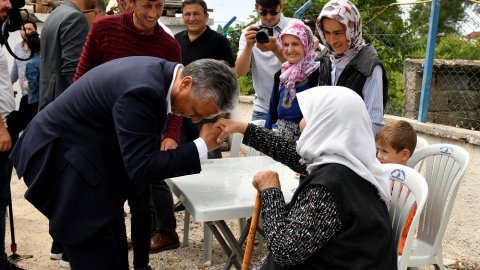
[
  {"xmin": 434, "ymin": 34, "xmax": 480, "ymax": 60},
  {"xmin": 225, "ymin": 16, "xmax": 257, "ymax": 95},
  {"xmin": 408, "ymin": 0, "xmax": 473, "ymax": 37}
]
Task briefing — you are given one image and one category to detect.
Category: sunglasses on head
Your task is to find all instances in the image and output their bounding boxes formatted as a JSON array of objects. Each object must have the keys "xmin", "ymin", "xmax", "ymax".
[{"xmin": 258, "ymin": 9, "xmax": 280, "ymax": 16}]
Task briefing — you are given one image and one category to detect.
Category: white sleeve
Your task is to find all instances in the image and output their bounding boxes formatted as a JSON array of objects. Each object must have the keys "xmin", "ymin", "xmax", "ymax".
[
  {"xmin": 0, "ymin": 50, "xmax": 15, "ymax": 123},
  {"xmin": 193, "ymin": 138, "xmax": 208, "ymax": 163},
  {"xmin": 236, "ymin": 28, "xmax": 247, "ymax": 59}
]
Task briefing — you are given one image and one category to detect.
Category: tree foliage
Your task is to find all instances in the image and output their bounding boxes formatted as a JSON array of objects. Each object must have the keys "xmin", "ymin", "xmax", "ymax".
[{"xmin": 408, "ymin": 0, "xmax": 472, "ymax": 37}]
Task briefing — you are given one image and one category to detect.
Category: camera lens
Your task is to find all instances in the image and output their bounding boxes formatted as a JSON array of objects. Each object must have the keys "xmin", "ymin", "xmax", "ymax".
[{"xmin": 255, "ymin": 28, "xmax": 271, "ymax": 44}]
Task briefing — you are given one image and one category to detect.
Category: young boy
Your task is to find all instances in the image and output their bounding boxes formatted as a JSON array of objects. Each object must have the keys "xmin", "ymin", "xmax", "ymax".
[
  {"xmin": 375, "ymin": 120, "xmax": 417, "ymax": 255},
  {"xmin": 376, "ymin": 120, "xmax": 417, "ymax": 166}
]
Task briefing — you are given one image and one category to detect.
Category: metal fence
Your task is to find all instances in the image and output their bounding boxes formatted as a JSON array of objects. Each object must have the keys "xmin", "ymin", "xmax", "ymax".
[{"xmin": 363, "ymin": 0, "xmax": 480, "ymax": 130}]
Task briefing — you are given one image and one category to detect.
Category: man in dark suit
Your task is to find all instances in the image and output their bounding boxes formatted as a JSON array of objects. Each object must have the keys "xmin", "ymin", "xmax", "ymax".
[{"xmin": 9, "ymin": 57, "xmax": 238, "ymax": 270}]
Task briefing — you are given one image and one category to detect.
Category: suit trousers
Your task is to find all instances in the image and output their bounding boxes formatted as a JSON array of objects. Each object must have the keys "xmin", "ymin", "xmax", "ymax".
[
  {"xmin": 150, "ymin": 180, "xmax": 175, "ymax": 234},
  {"xmin": 128, "ymin": 185, "xmax": 151, "ymax": 268},
  {"xmin": 21, "ymin": 137, "xmax": 129, "ymax": 269},
  {"xmin": 63, "ymin": 210, "xmax": 128, "ymax": 270}
]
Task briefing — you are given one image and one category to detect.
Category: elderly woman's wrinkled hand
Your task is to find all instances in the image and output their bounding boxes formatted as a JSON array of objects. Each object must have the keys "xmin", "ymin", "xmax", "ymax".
[
  {"xmin": 252, "ymin": 170, "xmax": 281, "ymax": 192},
  {"xmin": 213, "ymin": 118, "xmax": 248, "ymax": 144}
]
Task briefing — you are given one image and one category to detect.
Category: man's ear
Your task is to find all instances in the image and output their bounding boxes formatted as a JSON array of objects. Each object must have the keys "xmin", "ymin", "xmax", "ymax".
[{"xmin": 179, "ymin": 76, "xmax": 193, "ymax": 92}]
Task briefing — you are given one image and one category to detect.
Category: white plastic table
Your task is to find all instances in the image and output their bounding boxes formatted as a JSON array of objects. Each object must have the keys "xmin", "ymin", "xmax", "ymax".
[{"xmin": 166, "ymin": 156, "xmax": 299, "ymax": 268}]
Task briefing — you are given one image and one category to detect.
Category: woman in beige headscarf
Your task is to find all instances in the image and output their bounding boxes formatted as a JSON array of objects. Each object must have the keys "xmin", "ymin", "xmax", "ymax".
[{"xmin": 316, "ymin": 0, "xmax": 388, "ymax": 135}]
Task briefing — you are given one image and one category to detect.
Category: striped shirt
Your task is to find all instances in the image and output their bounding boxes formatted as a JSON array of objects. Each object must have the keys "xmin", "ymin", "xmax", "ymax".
[{"xmin": 331, "ymin": 65, "xmax": 385, "ymax": 134}]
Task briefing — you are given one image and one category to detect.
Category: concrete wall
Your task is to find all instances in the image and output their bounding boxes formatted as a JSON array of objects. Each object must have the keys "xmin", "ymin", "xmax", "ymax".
[{"xmin": 403, "ymin": 59, "xmax": 480, "ymax": 130}]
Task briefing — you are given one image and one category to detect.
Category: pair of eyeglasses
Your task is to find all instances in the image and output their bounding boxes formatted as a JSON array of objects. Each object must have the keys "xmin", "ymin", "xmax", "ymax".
[
  {"xmin": 257, "ymin": 9, "xmax": 280, "ymax": 16},
  {"xmin": 83, "ymin": 8, "xmax": 97, "ymax": 14}
]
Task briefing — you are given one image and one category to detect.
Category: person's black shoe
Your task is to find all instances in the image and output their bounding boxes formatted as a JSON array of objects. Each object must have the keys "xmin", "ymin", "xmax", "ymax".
[
  {"xmin": 134, "ymin": 266, "xmax": 152, "ymax": 270},
  {"xmin": 174, "ymin": 202, "xmax": 185, "ymax": 212},
  {"xmin": 1, "ymin": 260, "xmax": 26, "ymax": 270}
]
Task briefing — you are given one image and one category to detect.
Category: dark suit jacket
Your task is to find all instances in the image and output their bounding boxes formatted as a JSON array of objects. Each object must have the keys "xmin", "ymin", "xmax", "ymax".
[{"xmin": 10, "ymin": 57, "xmax": 201, "ymax": 245}]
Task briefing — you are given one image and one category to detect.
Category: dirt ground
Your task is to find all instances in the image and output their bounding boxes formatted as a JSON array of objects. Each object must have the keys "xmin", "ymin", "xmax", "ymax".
[{"xmin": 5, "ymin": 168, "xmax": 264, "ymax": 270}]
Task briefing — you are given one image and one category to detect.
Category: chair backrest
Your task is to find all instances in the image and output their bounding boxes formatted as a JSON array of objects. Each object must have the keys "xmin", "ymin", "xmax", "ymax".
[
  {"xmin": 384, "ymin": 163, "xmax": 429, "ymax": 270},
  {"xmin": 229, "ymin": 133, "xmax": 244, "ymax": 158},
  {"xmin": 246, "ymin": 120, "xmax": 265, "ymax": 157},
  {"xmin": 415, "ymin": 136, "xmax": 429, "ymax": 150},
  {"xmin": 406, "ymin": 144, "xmax": 470, "ymax": 255}
]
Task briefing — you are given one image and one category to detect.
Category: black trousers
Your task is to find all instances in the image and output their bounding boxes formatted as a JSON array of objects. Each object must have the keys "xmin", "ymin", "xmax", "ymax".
[
  {"xmin": 63, "ymin": 211, "xmax": 128, "ymax": 270},
  {"xmin": 150, "ymin": 180, "xmax": 176, "ymax": 234},
  {"xmin": 127, "ymin": 185, "xmax": 151, "ymax": 268},
  {"xmin": 21, "ymin": 138, "xmax": 129, "ymax": 270}
]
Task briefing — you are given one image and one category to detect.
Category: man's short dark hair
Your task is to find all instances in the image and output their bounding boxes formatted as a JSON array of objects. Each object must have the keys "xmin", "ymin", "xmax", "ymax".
[
  {"xmin": 181, "ymin": 0, "xmax": 208, "ymax": 14},
  {"xmin": 255, "ymin": 0, "xmax": 282, "ymax": 10}
]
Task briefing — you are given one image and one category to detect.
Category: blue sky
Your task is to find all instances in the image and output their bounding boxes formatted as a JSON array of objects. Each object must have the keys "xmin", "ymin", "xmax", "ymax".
[{"xmin": 206, "ymin": 0, "xmax": 256, "ymax": 28}]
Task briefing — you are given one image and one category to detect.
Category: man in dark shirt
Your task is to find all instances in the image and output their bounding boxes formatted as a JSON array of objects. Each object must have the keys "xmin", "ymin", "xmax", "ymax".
[
  {"xmin": 174, "ymin": 0, "xmax": 234, "ymax": 67},
  {"xmin": 174, "ymin": 0, "xmax": 235, "ymax": 159}
]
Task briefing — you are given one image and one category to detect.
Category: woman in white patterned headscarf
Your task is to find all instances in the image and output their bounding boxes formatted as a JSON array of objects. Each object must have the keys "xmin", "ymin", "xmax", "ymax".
[
  {"xmin": 214, "ymin": 86, "xmax": 396, "ymax": 269},
  {"xmin": 315, "ymin": 0, "xmax": 388, "ymax": 135}
]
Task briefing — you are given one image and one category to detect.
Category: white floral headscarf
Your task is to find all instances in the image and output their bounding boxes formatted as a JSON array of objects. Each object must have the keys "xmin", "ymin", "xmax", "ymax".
[
  {"xmin": 296, "ymin": 86, "xmax": 391, "ymax": 202},
  {"xmin": 315, "ymin": 0, "xmax": 366, "ymax": 69},
  {"xmin": 277, "ymin": 19, "xmax": 320, "ymax": 108}
]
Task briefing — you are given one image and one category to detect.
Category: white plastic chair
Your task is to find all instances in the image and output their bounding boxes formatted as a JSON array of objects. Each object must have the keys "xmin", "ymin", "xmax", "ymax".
[
  {"xmin": 229, "ymin": 133, "xmax": 243, "ymax": 158},
  {"xmin": 416, "ymin": 136, "xmax": 429, "ymax": 150},
  {"xmin": 406, "ymin": 144, "xmax": 470, "ymax": 270},
  {"xmin": 229, "ymin": 120, "xmax": 265, "ymax": 158},
  {"xmin": 414, "ymin": 136, "xmax": 429, "ymax": 172},
  {"xmin": 384, "ymin": 163, "xmax": 429, "ymax": 270}
]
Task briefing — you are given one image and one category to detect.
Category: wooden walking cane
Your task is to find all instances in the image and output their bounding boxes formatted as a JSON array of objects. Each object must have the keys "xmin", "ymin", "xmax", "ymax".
[{"xmin": 242, "ymin": 192, "xmax": 261, "ymax": 270}]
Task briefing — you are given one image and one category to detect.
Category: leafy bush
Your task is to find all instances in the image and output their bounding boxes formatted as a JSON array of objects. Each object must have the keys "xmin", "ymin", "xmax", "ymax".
[
  {"xmin": 225, "ymin": 17, "xmax": 257, "ymax": 96},
  {"xmin": 435, "ymin": 34, "xmax": 480, "ymax": 60}
]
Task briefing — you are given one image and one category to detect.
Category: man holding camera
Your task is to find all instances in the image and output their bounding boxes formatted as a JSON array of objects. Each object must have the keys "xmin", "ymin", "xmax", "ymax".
[
  {"xmin": 1, "ymin": 0, "xmax": 25, "ymax": 269},
  {"xmin": 235, "ymin": 0, "xmax": 289, "ymax": 121}
]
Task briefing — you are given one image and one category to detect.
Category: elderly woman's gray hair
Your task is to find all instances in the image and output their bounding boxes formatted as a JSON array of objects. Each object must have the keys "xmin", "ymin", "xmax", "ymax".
[{"xmin": 182, "ymin": 59, "xmax": 239, "ymax": 112}]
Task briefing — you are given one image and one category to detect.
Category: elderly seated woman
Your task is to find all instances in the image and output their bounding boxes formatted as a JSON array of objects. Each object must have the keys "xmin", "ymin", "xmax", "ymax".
[{"xmin": 214, "ymin": 86, "xmax": 397, "ymax": 269}]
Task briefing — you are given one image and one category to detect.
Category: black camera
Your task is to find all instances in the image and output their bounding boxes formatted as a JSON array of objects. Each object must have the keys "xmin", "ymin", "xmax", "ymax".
[
  {"xmin": 1, "ymin": 0, "xmax": 26, "ymax": 38},
  {"xmin": 0, "ymin": 0, "xmax": 33, "ymax": 60},
  {"xmin": 255, "ymin": 25, "xmax": 273, "ymax": 44}
]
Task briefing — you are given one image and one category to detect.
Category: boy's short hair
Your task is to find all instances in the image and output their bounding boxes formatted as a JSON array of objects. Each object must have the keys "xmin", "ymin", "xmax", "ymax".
[{"xmin": 375, "ymin": 120, "xmax": 417, "ymax": 157}]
